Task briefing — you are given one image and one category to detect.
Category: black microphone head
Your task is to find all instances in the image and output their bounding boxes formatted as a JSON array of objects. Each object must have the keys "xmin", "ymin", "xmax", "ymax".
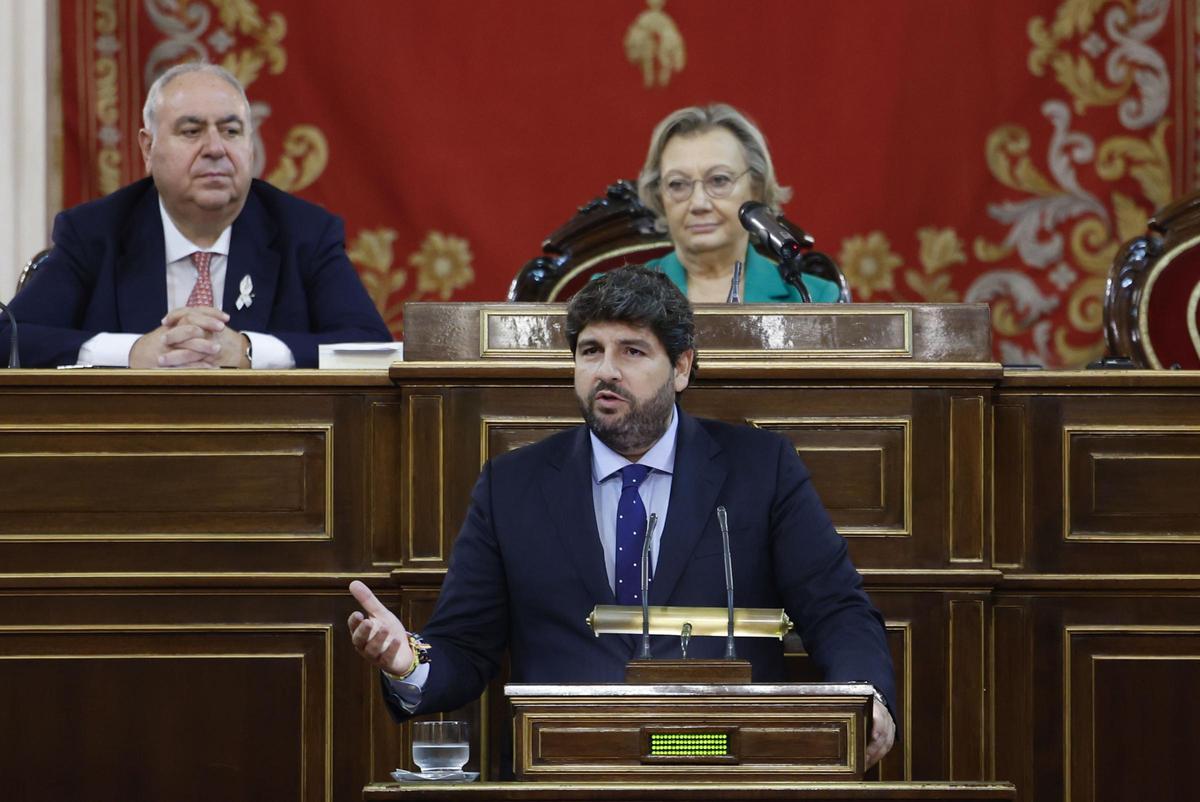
[{"xmin": 738, "ymin": 201, "xmax": 767, "ymax": 227}]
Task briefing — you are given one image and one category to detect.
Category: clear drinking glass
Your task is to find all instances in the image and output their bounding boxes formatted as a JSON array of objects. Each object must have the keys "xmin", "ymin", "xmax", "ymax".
[{"xmin": 411, "ymin": 720, "xmax": 469, "ymax": 774}]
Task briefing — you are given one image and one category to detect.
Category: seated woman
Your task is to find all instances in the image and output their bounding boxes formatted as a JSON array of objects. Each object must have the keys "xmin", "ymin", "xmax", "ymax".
[{"xmin": 637, "ymin": 103, "xmax": 840, "ymax": 303}]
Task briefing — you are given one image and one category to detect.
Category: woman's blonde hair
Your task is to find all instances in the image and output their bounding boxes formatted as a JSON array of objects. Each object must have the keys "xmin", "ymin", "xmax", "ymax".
[{"xmin": 637, "ymin": 103, "xmax": 792, "ymax": 229}]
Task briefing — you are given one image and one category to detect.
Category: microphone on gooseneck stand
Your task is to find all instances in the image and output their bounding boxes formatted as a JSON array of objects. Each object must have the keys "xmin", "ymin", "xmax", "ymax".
[
  {"xmin": 0, "ymin": 300, "xmax": 20, "ymax": 368},
  {"xmin": 716, "ymin": 506, "xmax": 736, "ymax": 659},
  {"xmin": 638, "ymin": 512, "xmax": 659, "ymax": 660},
  {"xmin": 738, "ymin": 201, "xmax": 814, "ymax": 303},
  {"xmin": 738, "ymin": 202, "xmax": 813, "ymax": 260}
]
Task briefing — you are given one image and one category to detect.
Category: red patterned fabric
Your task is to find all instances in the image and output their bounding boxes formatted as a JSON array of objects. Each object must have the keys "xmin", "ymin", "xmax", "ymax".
[{"xmin": 58, "ymin": 0, "xmax": 1199, "ymax": 366}]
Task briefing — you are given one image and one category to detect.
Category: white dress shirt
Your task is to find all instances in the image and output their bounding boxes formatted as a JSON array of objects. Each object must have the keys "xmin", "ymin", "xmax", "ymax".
[
  {"xmin": 588, "ymin": 404, "xmax": 677, "ymax": 592},
  {"xmin": 76, "ymin": 200, "xmax": 295, "ymax": 368}
]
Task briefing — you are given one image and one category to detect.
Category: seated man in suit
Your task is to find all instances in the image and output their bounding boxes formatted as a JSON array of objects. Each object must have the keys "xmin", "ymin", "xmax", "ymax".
[
  {"xmin": 0, "ymin": 62, "xmax": 390, "ymax": 368},
  {"xmin": 348, "ymin": 266, "xmax": 896, "ymax": 766}
]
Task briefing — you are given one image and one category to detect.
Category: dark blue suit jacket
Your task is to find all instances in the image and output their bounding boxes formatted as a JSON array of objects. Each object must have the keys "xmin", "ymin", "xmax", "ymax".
[
  {"xmin": 388, "ymin": 409, "xmax": 895, "ymax": 718},
  {"xmin": 1, "ymin": 177, "xmax": 391, "ymax": 367}
]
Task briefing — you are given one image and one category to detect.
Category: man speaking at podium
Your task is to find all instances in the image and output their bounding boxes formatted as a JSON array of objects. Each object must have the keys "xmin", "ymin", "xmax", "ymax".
[{"xmin": 349, "ymin": 266, "xmax": 896, "ymax": 766}]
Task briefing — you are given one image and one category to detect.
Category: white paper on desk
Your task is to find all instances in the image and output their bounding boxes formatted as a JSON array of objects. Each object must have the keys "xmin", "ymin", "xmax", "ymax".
[{"xmin": 318, "ymin": 341, "xmax": 403, "ymax": 369}]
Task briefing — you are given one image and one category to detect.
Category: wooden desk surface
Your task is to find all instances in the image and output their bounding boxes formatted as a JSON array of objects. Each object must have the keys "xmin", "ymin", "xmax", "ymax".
[{"xmin": 362, "ymin": 781, "xmax": 1017, "ymax": 801}]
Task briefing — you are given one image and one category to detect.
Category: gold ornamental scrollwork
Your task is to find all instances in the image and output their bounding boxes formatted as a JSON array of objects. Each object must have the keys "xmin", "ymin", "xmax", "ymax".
[
  {"xmin": 625, "ymin": 0, "xmax": 686, "ymax": 88},
  {"xmin": 347, "ymin": 228, "xmax": 405, "ymax": 331},
  {"xmin": 963, "ymin": 0, "xmax": 1172, "ymax": 366},
  {"xmin": 264, "ymin": 125, "xmax": 328, "ymax": 193},
  {"xmin": 94, "ymin": 0, "xmax": 122, "ymax": 194}
]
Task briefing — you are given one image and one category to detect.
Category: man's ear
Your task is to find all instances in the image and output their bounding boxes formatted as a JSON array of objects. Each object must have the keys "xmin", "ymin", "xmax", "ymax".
[
  {"xmin": 137, "ymin": 129, "xmax": 153, "ymax": 172},
  {"xmin": 673, "ymin": 349, "xmax": 694, "ymax": 392}
]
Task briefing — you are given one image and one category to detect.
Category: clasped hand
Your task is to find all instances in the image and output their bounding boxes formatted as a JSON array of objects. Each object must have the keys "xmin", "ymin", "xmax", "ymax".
[{"xmin": 129, "ymin": 306, "xmax": 249, "ymax": 368}]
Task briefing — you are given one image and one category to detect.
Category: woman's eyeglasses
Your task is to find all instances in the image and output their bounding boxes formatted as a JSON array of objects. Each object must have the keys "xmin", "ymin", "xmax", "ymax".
[{"xmin": 661, "ymin": 169, "xmax": 751, "ymax": 203}]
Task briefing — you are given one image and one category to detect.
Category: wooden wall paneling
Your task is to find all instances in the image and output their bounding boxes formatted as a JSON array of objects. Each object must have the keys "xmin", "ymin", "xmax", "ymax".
[
  {"xmin": 947, "ymin": 596, "xmax": 988, "ymax": 780},
  {"xmin": 991, "ymin": 402, "xmax": 1028, "ymax": 569},
  {"xmin": 0, "ymin": 587, "xmax": 380, "ymax": 802},
  {"xmin": 989, "ymin": 600, "xmax": 1032, "ymax": 800},
  {"xmin": 0, "ymin": 387, "xmax": 378, "ymax": 575},
  {"xmin": 949, "ymin": 395, "xmax": 987, "ymax": 564},
  {"xmin": 368, "ymin": 400, "xmax": 405, "ymax": 566},
  {"xmin": 404, "ymin": 392, "xmax": 446, "ymax": 567},
  {"xmin": 995, "ymin": 592, "xmax": 1200, "ymax": 802},
  {"xmin": 1066, "ymin": 621, "xmax": 1200, "ymax": 802},
  {"xmin": 1018, "ymin": 390, "xmax": 1200, "ymax": 575},
  {"xmin": 684, "ymin": 384, "xmax": 959, "ymax": 570},
  {"xmin": 854, "ymin": 590, "xmax": 958, "ymax": 783}
]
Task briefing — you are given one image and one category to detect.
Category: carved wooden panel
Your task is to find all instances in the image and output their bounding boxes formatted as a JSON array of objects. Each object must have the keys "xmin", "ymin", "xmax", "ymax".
[
  {"xmin": 0, "ymin": 426, "xmax": 329, "ymax": 537},
  {"xmin": 687, "ymin": 385, "xmax": 975, "ymax": 570},
  {"xmin": 1064, "ymin": 426, "xmax": 1200, "ymax": 541},
  {"xmin": 369, "ymin": 401, "xmax": 405, "ymax": 565},
  {"xmin": 482, "ymin": 417, "xmax": 580, "ymax": 464},
  {"xmin": 949, "ymin": 397, "xmax": 986, "ymax": 563},
  {"xmin": 0, "ymin": 589, "xmax": 367, "ymax": 802},
  {"xmin": 1066, "ymin": 626, "xmax": 1200, "ymax": 802},
  {"xmin": 948, "ymin": 599, "xmax": 986, "ymax": 780},
  {"xmin": 989, "ymin": 593, "xmax": 1200, "ymax": 802},
  {"xmin": 1001, "ymin": 391, "xmax": 1200, "ymax": 574},
  {"xmin": 991, "ymin": 404, "xmax": 1028, "ymax": 569},
  {"xmin": 404, "ymin": 394, "xmax": 446, "ymax": 564},
  {"xmin": 751, "ymin": 418, "xmax": 910, "ymax": 537}
]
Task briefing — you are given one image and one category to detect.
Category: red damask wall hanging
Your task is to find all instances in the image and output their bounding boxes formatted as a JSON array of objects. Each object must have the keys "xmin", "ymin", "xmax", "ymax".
[{"xmin": 58, "ymin": 0, "xmax": 1199, "ymax": 366}]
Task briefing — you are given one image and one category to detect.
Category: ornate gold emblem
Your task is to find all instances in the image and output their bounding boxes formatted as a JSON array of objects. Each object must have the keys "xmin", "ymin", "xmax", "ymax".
[
  {"xmin": 625, "ymin": 0, "xmax": 686, "ymax": 88},
  {"xmin": 408, "ymin": 231, "xmax": 475, "ymax": 300},
  {"xmin": 837, "ymin": 232, "xmax": 903, "ymax": 301},
  {"xmin": 906, "ymin": 228, "xmax": 965, "ymax": 303},
  {"xmin": 347, "ymin": 228, "xmax": 406, "ymax": 331}
]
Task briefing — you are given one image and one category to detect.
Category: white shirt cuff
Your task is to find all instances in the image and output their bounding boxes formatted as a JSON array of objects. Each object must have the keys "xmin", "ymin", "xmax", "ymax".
[
  {"xmin": 243, "ymin": 331, "xmax": 295, "ymax": 369},
  {"xmin": 77, "ymin": 333, "xmax": 141, "ymax": 367},
  {"xmin": 385, "ymin": 661, "xmax": 429, "ymax": 712}
]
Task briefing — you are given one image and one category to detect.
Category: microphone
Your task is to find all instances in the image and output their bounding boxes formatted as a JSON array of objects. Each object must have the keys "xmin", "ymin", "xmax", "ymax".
[
  {"xmin": 0, "ymin": 300, "xmax": 19, "ymax": 368},
  {"xmin": 738, "ymin": 201, "xmax": 814, "ymax": 262},
  {"xmin": 738, "ymin": 202, "xmax": 814, "ymax": 302},
  {"xmin": 716, "ymin": 506, "xmax": 736, "ymax": 659},
  {"xmin": 638, "ymin": 512, "xmax": 659, "ymax": 659},
  {"xmin": 725, "ymin": 260, "xmax": 743, "ymax": 304}
]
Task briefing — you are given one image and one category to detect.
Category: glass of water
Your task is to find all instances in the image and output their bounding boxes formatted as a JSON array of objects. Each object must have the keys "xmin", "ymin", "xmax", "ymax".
[{"xmin": 411, "ymin": 720, "xmax": 469, "ymax": 775}]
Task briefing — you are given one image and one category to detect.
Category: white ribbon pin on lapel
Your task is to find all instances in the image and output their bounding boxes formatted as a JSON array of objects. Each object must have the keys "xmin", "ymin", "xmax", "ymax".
[{"xmin": 236, "ymin": 274, "xmax": 254, "ymax": 310}]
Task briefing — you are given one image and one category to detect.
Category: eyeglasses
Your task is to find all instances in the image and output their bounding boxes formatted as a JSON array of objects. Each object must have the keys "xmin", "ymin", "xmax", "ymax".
[{"xmin": 660, "ymin": 169, "xmax": 751, "ymax": 203}]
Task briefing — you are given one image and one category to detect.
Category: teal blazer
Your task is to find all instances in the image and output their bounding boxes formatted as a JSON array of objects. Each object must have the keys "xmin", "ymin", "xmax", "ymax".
[{"xmin": 645, "ymin": 245, "xmax": 841, "ymax": 302}]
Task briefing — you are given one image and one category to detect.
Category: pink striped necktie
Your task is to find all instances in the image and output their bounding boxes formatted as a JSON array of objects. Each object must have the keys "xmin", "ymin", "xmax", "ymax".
[{"xmin": 186, "ymin": 251, "xmax": 215, "ymax": 308}]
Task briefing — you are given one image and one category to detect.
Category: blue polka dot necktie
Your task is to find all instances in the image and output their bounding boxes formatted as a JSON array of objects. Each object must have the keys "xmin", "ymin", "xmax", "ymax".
[{"xmin": 615, "ymin": 464, "xmax": 652, "ymax": 605}]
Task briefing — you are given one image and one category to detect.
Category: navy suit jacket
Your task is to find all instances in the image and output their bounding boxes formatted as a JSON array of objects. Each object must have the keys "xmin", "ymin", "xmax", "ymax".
[
  {"xmin": 1, "ymin": 177, "xmax": 391, "ymax": 367},
  {"xmin": 387, "ymin": 409, "xmax": 896, "ymax": 718}
]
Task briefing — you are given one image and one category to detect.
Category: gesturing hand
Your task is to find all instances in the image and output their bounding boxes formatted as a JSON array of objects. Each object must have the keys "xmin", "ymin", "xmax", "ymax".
[{"xmin": 347, "ymin": 580, "xmax": 415, "ymax": 677}]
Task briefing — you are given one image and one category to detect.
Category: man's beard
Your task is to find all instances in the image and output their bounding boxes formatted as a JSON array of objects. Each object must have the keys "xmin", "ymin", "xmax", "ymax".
[{"xmin": 579, "ymin": 376, "xmax": 676, "ymax": 457}]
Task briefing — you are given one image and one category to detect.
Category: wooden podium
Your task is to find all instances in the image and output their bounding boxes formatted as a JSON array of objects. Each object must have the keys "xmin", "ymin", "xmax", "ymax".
[{"xmin": 506, "ymin": 682, "xmax": 874, "ymax": 782}]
